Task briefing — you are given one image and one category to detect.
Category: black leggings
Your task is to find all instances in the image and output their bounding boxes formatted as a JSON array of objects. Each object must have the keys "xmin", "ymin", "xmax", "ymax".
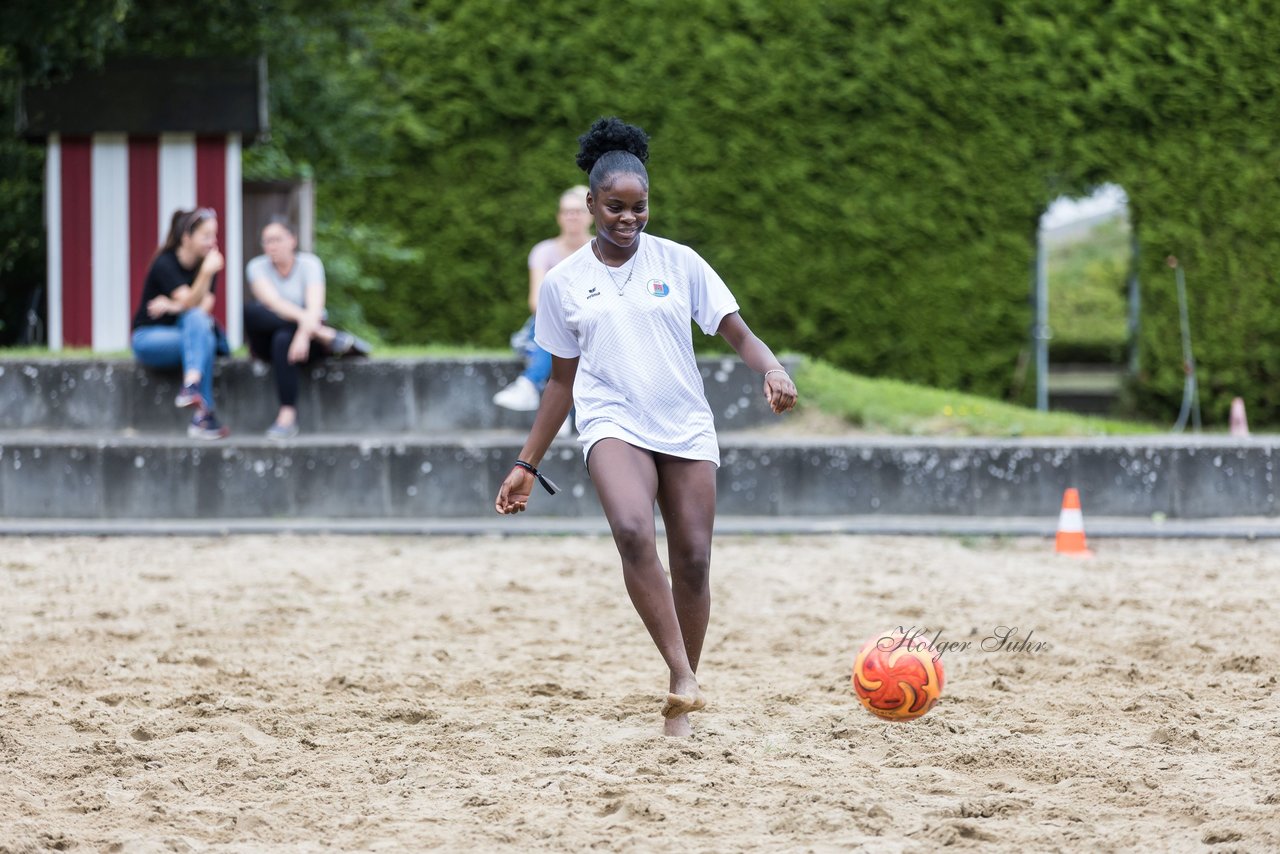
[{"xmin": 243, "ymin": 302, "xmax": 327, "ymax": 407}]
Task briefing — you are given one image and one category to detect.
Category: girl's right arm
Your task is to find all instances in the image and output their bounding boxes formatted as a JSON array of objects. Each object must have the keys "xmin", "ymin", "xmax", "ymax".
[
  {"xmin": 495, "ymin": 355, "xmax": 578, "ymax": 514},
  {"xmin": 172, "ymin": 248, "xmax": 224, "ymax": 311}
]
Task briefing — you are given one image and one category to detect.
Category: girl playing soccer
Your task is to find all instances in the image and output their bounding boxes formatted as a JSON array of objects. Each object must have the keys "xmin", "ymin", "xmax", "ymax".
[{"xmin": 494, "ymin": 117, "xmax": 797, "ymax": 737}]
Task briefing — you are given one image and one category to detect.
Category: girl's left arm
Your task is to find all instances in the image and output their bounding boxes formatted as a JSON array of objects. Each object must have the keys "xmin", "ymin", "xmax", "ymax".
[{"xmin": 717, "ymin": 312, "xmax": 797, "ymax": 414}]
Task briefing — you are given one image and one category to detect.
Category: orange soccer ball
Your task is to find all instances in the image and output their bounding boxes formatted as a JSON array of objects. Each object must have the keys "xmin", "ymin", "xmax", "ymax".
[{"xmin": 852, "ymin": 630, "xmax": 946, "ymax": 721}]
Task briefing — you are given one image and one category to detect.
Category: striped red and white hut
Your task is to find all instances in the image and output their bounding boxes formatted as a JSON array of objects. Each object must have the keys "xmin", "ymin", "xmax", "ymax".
[{"xmin": 22, "ymin": 58, "xmax": 266, "ymax": 352}]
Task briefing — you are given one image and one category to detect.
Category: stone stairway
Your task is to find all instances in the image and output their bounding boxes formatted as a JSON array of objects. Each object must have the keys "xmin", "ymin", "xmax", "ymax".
[
  {"xmin": 1047, "ymin": 363, "xmax": 1125, "ymax": 416},
  {"xmin": 1, "ymin": 357, "xmax": 1276, "ymax": 524},
  {"xmin": 1, "ymin": 357, "xmax": 785, "ymax": 435}
]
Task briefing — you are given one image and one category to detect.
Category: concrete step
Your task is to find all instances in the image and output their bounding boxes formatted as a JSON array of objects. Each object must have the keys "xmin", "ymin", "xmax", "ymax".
[
  {"xmin": 2, "ymin": 431, "xmax": 1274, "ymax": 520},
  {"xmin": 8, "ymin": 515, "xmax": 1280, "ymax": 538},
  {"xmin": 1048, "ymin": 364, "xmax": 1124, "ymax": 416},
  {"xmin": 0, "ymin": 356, "xmax": 795, "ymax": 435}
]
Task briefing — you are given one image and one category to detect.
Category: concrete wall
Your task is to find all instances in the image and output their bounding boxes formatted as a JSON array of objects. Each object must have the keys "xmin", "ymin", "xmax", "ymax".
[
  {"xmin": 0, "ymin": 357, "xmax": 791, "ymax": 434},
  {"xmin": 0, "ymin": 433, "xmax": 1272, "ymax": 520},
  {"xmin": 3, "ymin": 356, "xmax": 1274, "ymax": 521}
]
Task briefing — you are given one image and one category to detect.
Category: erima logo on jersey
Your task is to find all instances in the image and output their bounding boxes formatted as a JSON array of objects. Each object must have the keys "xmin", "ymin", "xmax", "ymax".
[
  {"xmin": 586, "ymin": 286, "xmax": 600, "ymax": 300},
  {"xmin": 646, "ymin": 279, "xmax": 670, "ymax": 297}
]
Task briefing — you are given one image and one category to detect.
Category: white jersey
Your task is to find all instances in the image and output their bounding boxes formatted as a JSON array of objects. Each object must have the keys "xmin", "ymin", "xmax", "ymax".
[{"xmin": 535, "ymin": 233, "xmax": 739, "ymax": 466}]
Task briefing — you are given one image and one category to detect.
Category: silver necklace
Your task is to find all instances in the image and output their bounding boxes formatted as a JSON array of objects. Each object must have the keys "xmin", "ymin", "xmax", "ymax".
[{"xmin": 592, "ymin": 238, "xmax": 639, "ymax": 296}]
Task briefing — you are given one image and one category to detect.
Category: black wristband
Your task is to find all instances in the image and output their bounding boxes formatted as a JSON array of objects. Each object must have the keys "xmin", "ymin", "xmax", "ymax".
[{"xmin": 514, "ymin": 460, "xmax": 559, "ymax": 495}]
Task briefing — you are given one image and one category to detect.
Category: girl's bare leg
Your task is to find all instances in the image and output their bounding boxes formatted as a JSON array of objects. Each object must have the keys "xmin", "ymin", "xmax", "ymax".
[
  {"xmin": 588, "ymin": 440, "xmax": 701, "ymax": 734},
  {"xmin": 655, "ymin": 453, "xmax": 717, "ymax": 736}
]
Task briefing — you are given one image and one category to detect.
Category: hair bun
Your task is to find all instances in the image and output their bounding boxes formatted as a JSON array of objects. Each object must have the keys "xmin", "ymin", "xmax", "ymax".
[{"xmin": 576, "ymin": 117, "xmax": 649, "ymax": 174}]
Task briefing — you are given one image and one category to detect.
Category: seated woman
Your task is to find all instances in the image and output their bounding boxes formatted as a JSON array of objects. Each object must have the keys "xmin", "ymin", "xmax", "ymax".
[
  {"xmin": 131, "ymin": 207, "xmax": 229, "ymax": 440},
  {"xmin": 494, "ymin": 185, "xmax": 592, "ymax": 414},
  {"xmin": 243, "ymin": 216, "xmax": 370, "ymax": 439}
]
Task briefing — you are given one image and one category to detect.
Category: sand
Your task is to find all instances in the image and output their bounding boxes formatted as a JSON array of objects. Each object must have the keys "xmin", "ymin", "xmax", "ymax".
[{"xmin": 1, "ymin": 534, "xmax": 1277, "ymax": 852}]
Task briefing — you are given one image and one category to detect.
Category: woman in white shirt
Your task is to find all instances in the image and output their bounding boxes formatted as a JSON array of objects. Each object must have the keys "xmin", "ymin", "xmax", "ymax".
[
  {"xmin": 494, "ymin": 117, "xmax": 798, "ymax": 737},
  {"xmin": 493, "ymin": 185, "xmax": 592, "ymax": 414},
  {"xmin": 243, "ymin": 217, "xmax": 370, "ymax": 439}
]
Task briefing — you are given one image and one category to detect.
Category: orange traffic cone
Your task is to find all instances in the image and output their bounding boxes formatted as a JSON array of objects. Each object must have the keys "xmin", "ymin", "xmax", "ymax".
[
  {"xmin": 1055, "ymin": 488, "xmax": 1092, "ymax": 557},
  {"xmin": 1229, "ymin": 397, "xmax": 1250, "ymax": 437}
]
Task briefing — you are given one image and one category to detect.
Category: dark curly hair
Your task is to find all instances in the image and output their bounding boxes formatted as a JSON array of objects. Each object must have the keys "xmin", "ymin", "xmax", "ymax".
[{"xmin": 576, "ymin": 116, "xmax": 649, "ymax": 194}]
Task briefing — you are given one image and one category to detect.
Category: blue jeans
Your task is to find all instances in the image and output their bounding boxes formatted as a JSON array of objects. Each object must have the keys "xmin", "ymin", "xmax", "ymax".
[
  {"xmin": 523, "ymin": 318, "xmax": 552, "ymax": 388},
  {"xmin": 132, "ymin": 309, "xmax": 217, "ymax": 411}
]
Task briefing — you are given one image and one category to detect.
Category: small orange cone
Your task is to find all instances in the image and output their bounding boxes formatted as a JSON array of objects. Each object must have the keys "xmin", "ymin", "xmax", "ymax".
[
  {"xmin": 1229, "ymin": 397, "xmax": 1250, "ymax": 437},
  {"xmin": 1055, "ymin": 488, "xmax": 1092, "ymax": 557}
]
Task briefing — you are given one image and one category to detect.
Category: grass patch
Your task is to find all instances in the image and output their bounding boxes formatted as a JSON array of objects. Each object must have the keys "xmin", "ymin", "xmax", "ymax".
[
  {"xmin": 0, "ymin": 343, "xmax": 505, "ymax": 360},
  {"xmin": 0, "ymin": 346, "xmax": 129, "ymax": 360},
  {"xmin": 373, "ymin": 343, "xmax": 509, "ymax": 358},
  {"xmin": 795, "ymin": 358, "xmax": 1156, "ymax": 437}
]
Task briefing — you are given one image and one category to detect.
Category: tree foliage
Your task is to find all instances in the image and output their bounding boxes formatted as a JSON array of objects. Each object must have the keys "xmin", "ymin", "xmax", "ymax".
[
  {"xmin": 1048, "ymin": 217, "xmax": 1131, "ymax": 364},
  {"xmin": 4, "ymin": 0, "xmax": 1280, "ymax": 425},
  {"xmin": 307, "ymin": 0, "xmax": 1280, "ymax": 425}
]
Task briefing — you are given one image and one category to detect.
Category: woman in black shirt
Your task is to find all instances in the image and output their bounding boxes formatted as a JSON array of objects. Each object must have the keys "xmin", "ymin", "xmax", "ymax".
[{"xmin": 131, "ymin": 207, "xmax": 229, "ymax": 439}]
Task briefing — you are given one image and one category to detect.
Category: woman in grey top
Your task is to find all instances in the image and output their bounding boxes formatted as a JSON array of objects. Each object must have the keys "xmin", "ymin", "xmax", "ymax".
[{"xmin": 243, "ymin": 216, "xmax": 371, "ymax": 438}]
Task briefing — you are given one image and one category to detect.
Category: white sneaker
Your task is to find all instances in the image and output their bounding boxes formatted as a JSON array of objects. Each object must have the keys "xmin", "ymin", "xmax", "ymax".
[{"xmin": 493, "ymin": 376, "xmax": 541, "ymax": 411}]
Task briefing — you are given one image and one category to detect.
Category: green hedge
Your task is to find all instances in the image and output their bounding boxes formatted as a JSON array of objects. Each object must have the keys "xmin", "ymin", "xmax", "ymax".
[
  {"xmin": 286, "ymin": 0, "xmax": 1279, "ymax": 425},
  {"xmin": 6, "ymin": 1, "xmax": 1280, "ymax": 424}
]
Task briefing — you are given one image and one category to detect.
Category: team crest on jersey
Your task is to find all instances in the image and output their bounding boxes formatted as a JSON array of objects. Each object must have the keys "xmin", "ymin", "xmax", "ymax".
[{"xmin": 646, "ymin": 279, "xmax": 670, "ymax": 297}]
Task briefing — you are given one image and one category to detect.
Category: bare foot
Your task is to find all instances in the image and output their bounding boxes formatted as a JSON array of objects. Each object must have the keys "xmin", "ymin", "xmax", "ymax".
[
  {"xmin": 661, "ymin": 691, "xmax": 706, "ymax": 719},
  {"xmin": 663, "ymin": 713, "xmax": 693, "ymax": 737},
  {"xmin": 662, "ymin": 673, "xmax": 704, "ymax": 719}
]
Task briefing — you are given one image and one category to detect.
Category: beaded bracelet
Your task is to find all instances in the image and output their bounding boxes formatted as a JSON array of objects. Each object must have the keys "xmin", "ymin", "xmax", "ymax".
[
  {"xmin": 764, "ymin": 369, "xmax": 789, "ymax": 381},
  {"xmin": 514, "ymin": 460, "xmax": 560, "ymax": 495}
]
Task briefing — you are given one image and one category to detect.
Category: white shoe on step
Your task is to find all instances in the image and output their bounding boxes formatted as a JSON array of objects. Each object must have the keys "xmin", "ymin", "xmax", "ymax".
[{"xmin": 493, "ymin": 376, "xmax": 542, "ymax": 411}]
